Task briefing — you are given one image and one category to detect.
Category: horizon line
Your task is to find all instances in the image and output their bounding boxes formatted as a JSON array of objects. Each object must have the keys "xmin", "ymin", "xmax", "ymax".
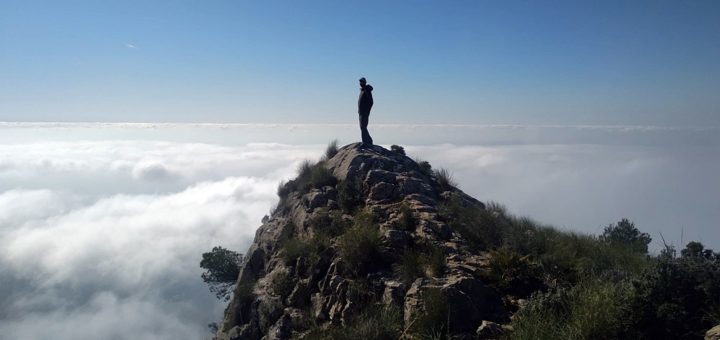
[{"xmin": 0, "ymin": 121, "xmax": 718, "ymax": 132}]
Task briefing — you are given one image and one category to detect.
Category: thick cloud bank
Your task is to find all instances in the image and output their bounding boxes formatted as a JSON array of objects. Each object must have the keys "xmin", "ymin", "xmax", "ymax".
[
  {"xmin": 0, "ymin": 141, "xmax": 322, "ymax": 339},
  {"xmin": 0, "ymin": 124, "xmax": 718, "ymax": 339}
]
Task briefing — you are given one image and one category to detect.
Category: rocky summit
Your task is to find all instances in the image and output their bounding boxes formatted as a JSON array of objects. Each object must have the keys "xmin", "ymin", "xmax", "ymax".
[{"xmin": 214, "ymin": 143, "xmax": 514, "ymax": 339}]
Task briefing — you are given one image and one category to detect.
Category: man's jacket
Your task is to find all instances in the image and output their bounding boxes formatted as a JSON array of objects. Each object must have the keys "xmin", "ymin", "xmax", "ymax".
[{"xmin": 358, "ymin": 84, "xmax": 374, "ymax": 114}]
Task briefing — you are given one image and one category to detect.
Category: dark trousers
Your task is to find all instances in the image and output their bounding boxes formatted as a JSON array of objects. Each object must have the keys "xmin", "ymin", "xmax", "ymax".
[{"xmin": 359, "ymin": 112, "xmax": 373, "ymax": 145}]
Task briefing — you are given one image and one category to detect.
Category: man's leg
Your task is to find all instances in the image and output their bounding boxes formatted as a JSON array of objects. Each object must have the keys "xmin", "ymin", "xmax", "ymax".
[{"xmin": 359, "ymin": 113, "xmax": 373, "ymax": 145}]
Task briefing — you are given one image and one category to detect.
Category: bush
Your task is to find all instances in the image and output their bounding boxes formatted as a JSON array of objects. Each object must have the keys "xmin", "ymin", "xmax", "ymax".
[
  {"xmin": 277, "ymin": 160, "xmax": 338, "ymax": 198},
  {"xmin": 304, "ymin": 305, "xmax": 402, "ymax": 340},
  {"xmin": 200, "ymin": 246, "xmax": 243, "ymax": 301},
  {"xmin": 308, "ymin": 165, "xmax": 337, "ymax": 190},
  {"xmin": 411, "ymin": 288, "xmax": 449, "ymax": 338},
  {"xmin": 415, "ymin": 159, "xmax": 433, "ymax": 177},
  {"xmin": 627, "ymin": 245, "xmax": 720, "ymax": 339},
  {"xmin": 390, "ymin": 144, "xmax": 406, "ymax": 155},
  {"xmin": 338, "ymin": 210, "xmax": 384, "ymax": 277},
  {"xmin": 394, "ymin": 250, "xmax": 424, "ymax": 283},
  {"xmin": 393, "ymin": 241, "xmax": 446, "ymax": 284},
  {"xmin": 433, "ymin": 168, "xmax": 456, "ymax": 191},
  {"xmin": 280, "ymin": 238, "xmax": 315, "ymax": 266},
  {"xmin": 310, "ymin": 208, "xmax": 351, "ymax": 238},
  {"xmin": 269, "ymin": 270, "xmax": 295, "ymax": 297},
  {"xmin": 324, "ymin": 139, "xmax": 339, "ymax": 160},
  {"xmin": 600, "ymin": 218, "xmax": 651, "ymax": 254},
  {"xmin": 438, "ymin": 197, "xmax": 505, "ymax": 250},
  {"xmin": 337, "ymin": 177, "xmax": 363, "ymax": 213},
  {"xmin": 424, "ymin": 243, "xmax": 446, "ymax": 278},
  {"xmin": 486, "ymin": 247, "xmax": 543, "ymax": 296},
  {"xmin": 509, "ymin": 278, "xmax": 634, "ymax": 340},
  {"xmin": 393, "ymin": 203, "xmax": 416, "ymax": 232}
]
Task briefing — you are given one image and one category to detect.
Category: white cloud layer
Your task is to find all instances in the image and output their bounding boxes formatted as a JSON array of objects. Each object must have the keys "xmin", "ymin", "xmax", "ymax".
[
  {"xmin": 0, "ymin": 142, "xmax": 324, "ymax": 339},
  {"xmin": 0, "ymin": 125, "xmax": 718, "ymax": 339}
]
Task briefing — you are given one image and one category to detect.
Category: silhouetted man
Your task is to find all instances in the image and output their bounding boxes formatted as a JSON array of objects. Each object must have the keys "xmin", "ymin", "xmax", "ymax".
[{"xmin": 358, "ymin": 77, "xmax": 374, "ymax": 146}]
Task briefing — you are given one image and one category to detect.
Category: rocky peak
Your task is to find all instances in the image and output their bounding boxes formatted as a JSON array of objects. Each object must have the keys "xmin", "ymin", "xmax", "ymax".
[{"xmin": 215, "ymin": 143, "xmax": 507, "ymax": 340}]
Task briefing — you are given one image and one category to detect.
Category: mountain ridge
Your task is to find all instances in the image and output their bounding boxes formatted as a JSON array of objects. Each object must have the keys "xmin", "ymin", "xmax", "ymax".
[{"xmin": 215, "ymin": 142, "xmax": 509, "ymax": 339}]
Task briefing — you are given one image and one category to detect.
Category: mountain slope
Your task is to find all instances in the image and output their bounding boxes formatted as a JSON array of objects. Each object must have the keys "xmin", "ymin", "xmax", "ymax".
[{"xmin": 215, "ymin": 143, "xmax": 514, "ymax": 339}]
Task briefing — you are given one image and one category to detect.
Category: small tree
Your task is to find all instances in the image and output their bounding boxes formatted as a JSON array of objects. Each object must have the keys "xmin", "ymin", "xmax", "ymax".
[
  {"xmin": 200, "ymin": 246, "xmax": 243, "ymax": 301},
  {"xmin": 600, "ymin": 218, "xmax": 651, "ymax": 254}
]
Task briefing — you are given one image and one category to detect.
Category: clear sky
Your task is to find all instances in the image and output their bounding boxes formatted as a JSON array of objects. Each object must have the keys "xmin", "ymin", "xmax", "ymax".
[{"xmin": 1, "ymin": 0, "xmax": 719, "ymax": 125}]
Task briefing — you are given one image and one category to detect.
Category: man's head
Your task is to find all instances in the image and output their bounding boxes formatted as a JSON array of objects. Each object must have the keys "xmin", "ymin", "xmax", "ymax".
[{"xmin": 359, "ymin": 77, "xmax": 367, "ymax": 86}]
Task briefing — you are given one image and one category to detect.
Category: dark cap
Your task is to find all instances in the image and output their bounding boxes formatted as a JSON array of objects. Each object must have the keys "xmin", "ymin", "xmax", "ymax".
[{"xmin": 359, "ymin": 77, "xmax": 366, "ymax": 82}]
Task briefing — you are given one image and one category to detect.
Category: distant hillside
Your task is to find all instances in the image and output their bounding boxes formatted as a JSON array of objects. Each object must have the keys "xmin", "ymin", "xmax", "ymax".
[{"xmin": 208, "ymin": 142, "xmax": 720, "ymax": 340}]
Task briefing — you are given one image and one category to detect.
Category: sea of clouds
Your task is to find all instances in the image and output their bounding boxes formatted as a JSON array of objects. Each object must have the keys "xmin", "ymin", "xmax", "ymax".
[{"xmin": 0, "ymin": 123, "xmax": 718, "ymax": 339}]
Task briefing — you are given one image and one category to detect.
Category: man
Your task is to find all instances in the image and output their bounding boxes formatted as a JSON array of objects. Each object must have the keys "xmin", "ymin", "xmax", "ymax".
[{"xmin": 357, "ymin": 77, "xmax": 374, "ymax": 146}]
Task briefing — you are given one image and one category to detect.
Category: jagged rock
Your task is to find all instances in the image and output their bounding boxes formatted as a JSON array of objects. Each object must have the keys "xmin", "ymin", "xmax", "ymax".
[
  {"xmin": 476, "ymin": 320, "xmax": 504, "ymax": 339},
  {"xmin": 304, "ymin": 190, "xmax": 327, "ymax": 211},
  {"xmin": 287, "ymin": 279, "xmax": 310, "ymax": 307},
  {"xmin": 365, "ymin": 169, "xmax": 398, "ymax": 186},
  {"xmin": 383, "ymin": 229, "xmax": 411, "ymax": 249},
  {"xmin": 707, "ymin": 325, "xmax": 720, "ymax": 340},
  {"xmin": 383, "ymin": 280, "xmax": 406, "ymax": 306},
  {"xmin": 256, "ymin": 295, "xmax": 285, "ymax": 332},
  {"xmin": 398, "ymin": 175, "xmax": 435, "ymax": 197},
  {"xmin": 226, "ymin": 324, "xmax": 257, "ymax": 340},
  {"xmin": 403, "ymin": 276, "xmax": 507, "ymax": 334},
  {"xmin": 265, "ymin": 313, "xmax": 292, "ymax": 340},
  {"xmin": 215, "ymin": 143, "xmax": 498, "ymax": 340},
  {"xmin": 368, "ymin": 182, "xmax": 397, "ymax": 201}
]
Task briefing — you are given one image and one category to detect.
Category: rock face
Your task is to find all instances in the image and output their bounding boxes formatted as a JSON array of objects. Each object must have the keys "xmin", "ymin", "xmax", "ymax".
[
  {"xmin": 215, "ymin": 143, "xmax": 504, "ymax": 339},
  {"xmin": 707, "ymin": 325, "xmax": 720, "ymax": 340}
]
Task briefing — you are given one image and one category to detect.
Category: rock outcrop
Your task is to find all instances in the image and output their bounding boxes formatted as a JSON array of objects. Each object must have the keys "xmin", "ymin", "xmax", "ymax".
[
  {"xmin": 707, "ymin": 325, "xmax": 720, "ymax": 340},
  {"xmin": 215, "ymin": 143, "xmax": 508, "ymax": 339}
]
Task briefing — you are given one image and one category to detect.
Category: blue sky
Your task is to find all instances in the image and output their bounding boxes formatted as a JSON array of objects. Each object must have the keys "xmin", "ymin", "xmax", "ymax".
[{"xmin": 1, "ymin": 0, "xmax": 719, "ymax": 124}]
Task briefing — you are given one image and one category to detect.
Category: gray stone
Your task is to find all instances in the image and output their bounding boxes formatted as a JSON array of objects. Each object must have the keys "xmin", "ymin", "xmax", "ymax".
[
  {"xmin": 398, "ymin": 176, "xmax": 434, "ymax": 196},
  {"xmin": 287, "ymin": 279, "xmax": 310, "ymax": 307},
  {"xmin": 476, "ymin": 320, "xmax": 504, "ymax": 339},
  {"xmin": 383, "ymin": 229, "xmax": 411, "ymax": 249},
  {"xmin": 707, "ymin": 325, "xmax": 720, "ymax": 340},
  {"xmin": 304, "ymin": 190, "xmax": 327, "ymax": 211},
  {"xmin": 368, "ymin": 182, "xmax": 397, "ymax": 201},
  {"xmin": 383, "ymin": 280, "xmax": 406, "ymax": 306},
  {"xmin": 365, "ymin": 169, "xmax": 397, "ymax": 186}
]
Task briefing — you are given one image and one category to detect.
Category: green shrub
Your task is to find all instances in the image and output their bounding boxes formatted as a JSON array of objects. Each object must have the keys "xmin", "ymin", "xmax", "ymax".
[
  {"xmin": 307, "ymin": 165, "xmax": 337, "ymax": 190},
  {"xmin": 324, "ymin": 139, "xmax": 339, "ymax": 160},
  {"xmin": 486, "ymin": 247, "xmax": 542, "ymax": 297},
  {"xmin": 304, "ymin": 305, "xmax": 402, "ymax": 340},
  {"xmin": 425, "ymin": 243, "xmax": 446, "ymax": 278},
  {"xmin": 393, "ymin": 203, "xmax": 416, "ymax": 232},
  {"xmin": 277, "ymin": 160, "xmax": 338, "ymax": 198},
  {"xmin": 337, "ymin": 177, "xmax": 363, "ymax": 213},
  {"xmin": 269, "ymin": 270, "xmax": 295, "ymax": 297},
  {"xmin": 509, "ymin": 278, "xmax": 634, "ymax": 340},
  {"xmin": 433, "ymin": 168, "xmax": 456, "ymax": 191},
  {"xmin": 411, "ymin": 288, "xmax": 449, "ymax": 338},
  {"xmin": 438, "ymin": 197, "xmax": 505, "ymax": 250},
  {"xmin": 627, "ymin": 246, "xmax": 720, "ymax": 339},
  {"xmin": 390, "ymin": 144, "xmax": 406, "ymax": 155},
  {"xmin": 415, "ymin": 158, "xmax": 432, "ymax": 177},
  {"xmin": 600, "ymin": 218, "xmax": 651, "ymax": 254},
  {"xmin": 394, "ymin": 242, "xmax": 446, "ymax": 284},
  {"xmin": 310, "ymin": 209, "xmax": 351, "ymax": 238},
  {"xmin": 394, "ymin": 250, "xmax": 424, "ymax": 283},
  {"xmin": 199, "ymin": 246, "xmax": 243, "ymax": 301},
  {"xmin": 280, "ymin": 238, "xmax": 315, "ymax": 266},
  {"xmin": 338, "ymin": 210, "xmax": 384, "ymax": 277}
]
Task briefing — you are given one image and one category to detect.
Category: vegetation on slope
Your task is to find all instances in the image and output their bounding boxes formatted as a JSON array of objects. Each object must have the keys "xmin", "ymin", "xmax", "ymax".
[{"xmin": 201, "ymin": 142, "xmax": 720, "ymax": 339}]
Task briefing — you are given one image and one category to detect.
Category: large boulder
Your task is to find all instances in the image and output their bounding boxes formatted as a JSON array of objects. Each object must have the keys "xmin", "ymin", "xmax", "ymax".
[{"xmin": 707, "ymin": 325, "xmax": 720, "ymax": 340}]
